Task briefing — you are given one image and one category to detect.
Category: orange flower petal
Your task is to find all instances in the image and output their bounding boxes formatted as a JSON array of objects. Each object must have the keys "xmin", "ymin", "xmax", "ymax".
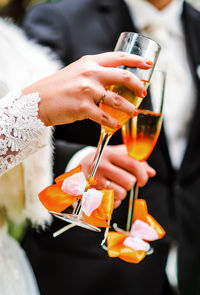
[
  {"xmin": 39, "ymin": 184, "xmax": 77, "ymax": 212},
  {"xmin": 107, "ymin": 232, "xmax": 126, "ymax": 257},
  {"xmin": 106, "ymin": 199, "xmax": 165, "ymax": 264},
  {"xmin": 107, "ymin": 232, "xmax": 146, "ymax": 263},
  {"xmin": 82, "ymin": 214, "xmax": 110, "ymax": 228},
  {"xmin": 133, "ymin": 199, "xmax": 165, "ymax": 239},
  {"xmin": 83, "ymin": 189, "xmax": 114, "ymax": 228},
  {"xmin": 146, "ymin": 214, "xmax": 166, "ymax": 239},
  {"xmin": 119, "ymin": 246, "xmax": 146, "ymax": 264},
  {"xmin": 55, "ymin": 165, "xmax": 82, "ymax": 184},
  {"xmin": 93, "ymin": 189, "xmax": 114, "ymax": 220},
  {"xmin": 133, "ymin": 199, "xmax": 148, "ymax": 222}
]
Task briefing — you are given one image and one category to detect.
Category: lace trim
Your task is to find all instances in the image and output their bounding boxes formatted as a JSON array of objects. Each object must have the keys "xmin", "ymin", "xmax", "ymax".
[{"xmin": 0, "ymin": 91, "xmax": 45, "ymax": 176}]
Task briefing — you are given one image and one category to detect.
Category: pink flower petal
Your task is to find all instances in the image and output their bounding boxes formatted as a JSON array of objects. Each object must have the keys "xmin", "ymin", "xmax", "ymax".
[
  {"xmin": 61, "ymin": 172, "xmax": 86, "ymax": 196},
  {"xmin": 82, "ymin": 188, "xmax": 103, "ymax": 216},
  {"xmin": 123, "ymin": 236, "xmax": 150, "ymax": 251},
  {"xmin": 130, "ymin": 219, "xmax": 159, "ymax": 241}
]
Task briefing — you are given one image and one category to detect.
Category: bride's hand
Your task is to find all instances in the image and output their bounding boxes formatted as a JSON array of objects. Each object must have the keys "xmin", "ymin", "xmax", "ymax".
[{"xmin": 23, "ymin": 51, "xmax": 152, "ymax": 128}]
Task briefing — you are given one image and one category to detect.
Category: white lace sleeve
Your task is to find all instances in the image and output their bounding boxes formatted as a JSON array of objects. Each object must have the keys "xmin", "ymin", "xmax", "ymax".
[{"xmin": 0, "ymin": 91, "xmax": 46, "ymax": 176}]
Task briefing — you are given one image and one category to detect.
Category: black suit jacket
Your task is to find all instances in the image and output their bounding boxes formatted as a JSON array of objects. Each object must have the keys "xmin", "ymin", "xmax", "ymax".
[{"xmin": 23, "ymin": 1, "xmax": 200, "ymax": 295}]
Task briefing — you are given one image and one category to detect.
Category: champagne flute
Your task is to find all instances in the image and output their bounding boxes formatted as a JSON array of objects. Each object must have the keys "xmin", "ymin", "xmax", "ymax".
[
  {"xmin": 122, "ymin": 70, "xmax": 166, "ymax": 232},
  {"xmin": 88, "ymin": 32, "xmax": 161, "ymax": 177},
  {"xmin": 51, "ymin": 33, "xmax": 161, "ymax": 233}
]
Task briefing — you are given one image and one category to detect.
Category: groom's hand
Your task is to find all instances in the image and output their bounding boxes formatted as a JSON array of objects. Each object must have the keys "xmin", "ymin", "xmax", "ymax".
[{"xmin": 80, "ymin": 144, "xmax": 156, "ymax": 208}]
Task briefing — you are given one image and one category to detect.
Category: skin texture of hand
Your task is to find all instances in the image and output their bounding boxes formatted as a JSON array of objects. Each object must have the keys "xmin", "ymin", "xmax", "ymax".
[
  {"xmin": 22, "ymin": 52, "xmax": 152, "ymax": 129},
  {"xmin": 80, "ymin": 145, "xmax": 156, "ymax": 208}
]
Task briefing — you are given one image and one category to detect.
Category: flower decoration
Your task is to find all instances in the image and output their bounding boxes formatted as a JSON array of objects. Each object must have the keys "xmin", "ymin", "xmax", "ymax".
[
  {"xmin": 38, "ymin": 165, "xmax": 114, "ymax": 228},
  {"xmin": 107, "ymin": 199, "xmax": 166, "ymax": 263}
]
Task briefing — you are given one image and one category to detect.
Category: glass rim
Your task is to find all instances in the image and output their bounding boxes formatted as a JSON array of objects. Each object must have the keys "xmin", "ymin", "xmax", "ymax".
[
  {"xmin": 119, "ymin": 32, "xmax": 161, "ymax": 51},
  {"xmin": 150, "ymin": 69, "xmax": 166, "ymax": 114}
]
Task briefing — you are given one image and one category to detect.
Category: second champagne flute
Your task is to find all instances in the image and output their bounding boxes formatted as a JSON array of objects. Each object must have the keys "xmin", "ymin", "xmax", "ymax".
[{"xmin": 122, "ymin": 70, "xmax": 166, "ymax": 232}]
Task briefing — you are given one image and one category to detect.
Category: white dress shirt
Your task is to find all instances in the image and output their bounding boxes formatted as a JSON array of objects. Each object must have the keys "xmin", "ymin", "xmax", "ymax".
[
  {"xmin": 124, "ymin": 0, "xmax": 197, "ymax": 169},
  {"xmin": 67, "ymin": 0, "xmax": 197, "ymax": 171}
]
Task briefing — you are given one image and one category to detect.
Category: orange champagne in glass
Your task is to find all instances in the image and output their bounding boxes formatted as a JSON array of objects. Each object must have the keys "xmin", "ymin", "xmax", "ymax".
[
  {"xmin": 122, "ymin": 70, "xmax": 166, "ymax": 232},
  {"xmin": 122, "ymin": 109, "xmax": 162, "ymax": 161},
  {"xmin": 88, "ymin": 83, "xmax": 148, "ymax": 181},
  {"xmin": 100, "ymin": 83, "xmax": 148, "ymax": 135}
]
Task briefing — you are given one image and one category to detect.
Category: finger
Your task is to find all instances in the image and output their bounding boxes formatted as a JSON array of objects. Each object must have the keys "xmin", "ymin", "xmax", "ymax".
[
  {"xmin": 98, "ymin": 67, "xmax": 147, "ymax": 98},
  {"xmin": 109, "ymin": 154, "xmax": 149, "ymax": 187},
  {"xmin": 114, "ymin": 200, "xmax": 122, "ymax": 209},
  {"xmin": 103, "ymin": 163, "xmax": 137, "ymax": 191},
  {"xmin": 94, "ymin": 176, "xmax": 108, "ymax": 190},
  {"xmin": 85, "ymin": 104, "xmax": 119, "ymax": 130},
  {"xmin": 109, "ymin": 181, "xmax": 127, "ymax": 201},
  {"xmin": 142, "ymin": 162, "xmax": 156, "ymax": 177},
  {"xmin": 100, "ymin": 90, "xmax": 138, "ymax": 117},
  {"xmin": 93, "ymin": 175, "xmax": 127, "ymax": 201},
  {"xmin": 93, "ymin": 51, "xmax": 153, "ymax": 69}
]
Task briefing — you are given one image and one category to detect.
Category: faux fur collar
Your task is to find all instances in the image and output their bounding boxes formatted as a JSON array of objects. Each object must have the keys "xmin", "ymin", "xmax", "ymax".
[{"xmin": 0, "ymin": 19, "xmax": 61, "ymax": 227}]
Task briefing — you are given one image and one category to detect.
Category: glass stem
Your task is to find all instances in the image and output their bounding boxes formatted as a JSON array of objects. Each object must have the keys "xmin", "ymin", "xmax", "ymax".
[
  {"xmin": 126, "ymin": 182, "xmax": 139, "ymax": 232},
  {"xmin": 73, "ymin": 129, "xmax": 112, "ymax": 216},
  {"xmin": 73, "ymin": 199, "xmax": 82, "ymax": 215},
  {"xmin": 87, "ymin": 128, "xmax": 112, "ymax": 179}
]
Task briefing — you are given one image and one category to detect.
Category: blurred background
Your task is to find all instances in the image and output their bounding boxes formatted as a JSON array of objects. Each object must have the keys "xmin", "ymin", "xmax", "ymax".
[
  {"xmin": 0, "ymin": 0, "xmax": 50, "ymax": 23},
  {"xmin": 0, "ymin": 0, "xmax": 199, "ymax": 25}
]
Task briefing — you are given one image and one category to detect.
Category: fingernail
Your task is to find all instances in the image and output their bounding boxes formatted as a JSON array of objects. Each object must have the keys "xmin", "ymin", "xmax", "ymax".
[
  {"xmin": 142, "ymin": 90, "xmax": 147, "ymax": 97},
  {"xmin": 145, "ymin": 60, "xmax": 154, "ymax": 66}
]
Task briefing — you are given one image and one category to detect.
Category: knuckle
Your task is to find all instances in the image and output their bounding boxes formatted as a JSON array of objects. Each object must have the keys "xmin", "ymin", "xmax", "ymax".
[
  {"xmin": 79, "ymin": 79, "xmax": 93, "ymax": 94},
  {"xmin": 113, "ymin": 95, "xmax": 122, "ymax": 107},
  {"xmin": 100, "ymin": 113, "xmax": 109, "ymax": 125},
  {"xmin": 128, "ymin": 159, "xmax": 140, "ymax": 171},
  {"xmin": 80, "ymin": 55, "xmax": 90, "ymax": 63},
  {"xmin": 126, "ymin": 177, "xmax": 136, "ymax": 191},
  {"xmin": 117, "ymin": 51, "xmax": 127, "ymax": 60},
  {"xmin": 82, "ymin": 67, "xmax": 97, "ymax": 78},
  {"xmin": 122, "ymin": 70, "xmax": 131, "ymax": 82}
]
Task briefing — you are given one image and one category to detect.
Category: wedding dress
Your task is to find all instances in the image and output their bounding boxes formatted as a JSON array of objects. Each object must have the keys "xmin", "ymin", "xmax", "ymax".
[
  {"xmin": 0, "ymin": 225, "xmax": 40, "ymax": 295},
  {"xmin": 0, "ymin": 19, "xmax": 60, "ymax": 295},
  {"xmin": 0, "ymin": 90, "xmax": 49, "ymax": 294}
]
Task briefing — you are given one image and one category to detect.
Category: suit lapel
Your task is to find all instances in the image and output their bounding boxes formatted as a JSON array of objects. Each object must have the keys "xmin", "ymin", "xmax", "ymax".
[
  {"xmin": 96, "ymin": 0, "xmax": 136, "ymax": 46},
  {"xmin": 179, "ymin": 2, "xmax": 200, "ymax": 180}
]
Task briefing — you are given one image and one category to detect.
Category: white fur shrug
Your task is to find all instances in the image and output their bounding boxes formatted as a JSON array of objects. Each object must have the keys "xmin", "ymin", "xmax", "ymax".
[{"xmin": 0, "ymin": 19, "xmax": 61, "ymax": 227}]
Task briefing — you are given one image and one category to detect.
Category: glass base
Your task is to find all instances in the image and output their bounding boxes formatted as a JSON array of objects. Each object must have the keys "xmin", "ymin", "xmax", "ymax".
[
  {"xmin": 49, "ymin": 211, "xmax": 101, "ymax": 232},
  {"xmin": 146, "ymin": 246, "xmax": 154, "ymax": 255},
  {"xmin": 112, "ymin": 223, "xmax": 154, "ymax": 255},
  {"xmin": 101, "ymin": 241, "xmax": 154, "ymax": 254}
]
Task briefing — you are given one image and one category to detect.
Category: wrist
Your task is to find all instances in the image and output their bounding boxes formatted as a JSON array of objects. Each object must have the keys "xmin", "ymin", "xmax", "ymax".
[{"xmin": 22, "ymin": 86, "xmax": 49, "ymax": 126}]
